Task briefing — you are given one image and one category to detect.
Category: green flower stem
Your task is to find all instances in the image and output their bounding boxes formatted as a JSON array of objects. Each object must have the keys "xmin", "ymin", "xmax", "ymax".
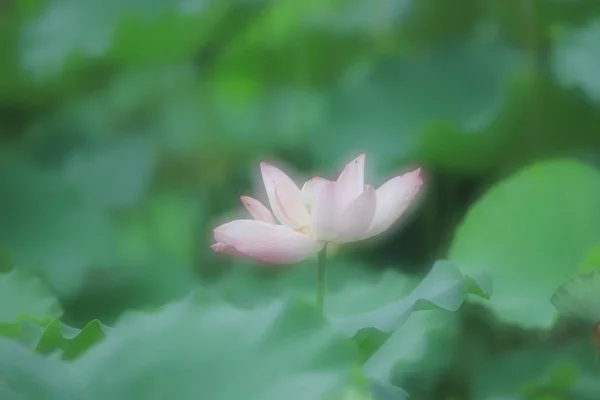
[{"xmin": 316, "ymin": 244, "xmax": 328, "ymax": 312}]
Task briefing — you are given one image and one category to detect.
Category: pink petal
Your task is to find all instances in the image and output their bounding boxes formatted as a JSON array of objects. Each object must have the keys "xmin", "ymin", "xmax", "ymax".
[
  {"xmin": 275, "ymin": 185, "xmax": 311, "ymax": 228},
  {"xmin": 300, "ymin": 177, "xmax": 330, "ymax": 205},
  {"xmin": 213, "ymin": 219, "xmax": 324, "ymax": 264},
  {"xmin": 310, "ymin": 180, "xmax": 339, "ymax": 241},
  {"xmin": 240, "ymin": 196, "xmax": 276, "ymax": 224},
  {"xmin": 336, "ymin": 154, "xmax": 366, "ymax": 211},
  {"xmin": 362, "ymin": 168, "xmax": 422, "ymax": 239},
  {"xmin": 260, "ymin": 162, "xmax": 310, "ymax": 229},
  {"xmin": 336, "ymin": 185, "xmax": 377, "ymax": 243}
]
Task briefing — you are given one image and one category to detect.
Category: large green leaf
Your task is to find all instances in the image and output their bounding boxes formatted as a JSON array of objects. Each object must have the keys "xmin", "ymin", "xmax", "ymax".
[
  {"xmin": 0, "ymin": 159, "xmax": 117, "ymax": 295},
  {"xmin": 329, "ymin": 260, "xmax": 490, "ymax": 336},
  {"xmin": 72, "ymin": 294, "xmax": 361, "ymax": 400},
  {"xmin": 36, "ymin": 319, "xmax": 106, "ymax": 360},
  {"xmin": 0, "ymin": 132, "xmax": 195, "ymax": 306},
  {"xmin": 449, "ymin": 159, "xmax": 600, "ymax": 328},
  {"xmin": 213, "ymin": 259, "xmax": 485, "ymax": 397},
  {"xmin": 0, "ymin": 337, "xmax": 83, "ymax": 399},
  {"xmin": 312, "ymin": 28, "xmax": 524, "ymax": 174},
  {"xmin": 363, "ymin": 310, "xmax": 458, "ymax": 398}
]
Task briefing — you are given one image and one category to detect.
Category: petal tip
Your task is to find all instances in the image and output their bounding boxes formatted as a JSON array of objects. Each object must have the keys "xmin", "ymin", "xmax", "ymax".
[
  {"xmin": 260, "ymin": 161, "xmax": 281, "ymax": 177},
  {"xmin": 413, "ymin": 168, "xmax": 423, "ymax": 184},
  {"xmin": 350, "ymin": 153, "xmax": 365, "ymax": 165}
]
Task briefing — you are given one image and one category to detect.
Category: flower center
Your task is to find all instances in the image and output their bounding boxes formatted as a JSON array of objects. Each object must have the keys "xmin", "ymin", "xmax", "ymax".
[{"xmin": 295, "ymin": 225, "xmax": 313, "ymax": 237}]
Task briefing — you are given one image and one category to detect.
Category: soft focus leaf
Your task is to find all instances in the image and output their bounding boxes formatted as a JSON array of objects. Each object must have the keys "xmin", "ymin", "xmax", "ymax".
[
  {"xmin": 216, "ymin": 259, "xmax": 486, "ymax": 337},
  {"xmin": 0, "ymin": 269, "xmax": 62, "ymax": 345},
  {"xmin": 36, "ymin": 319, "xmax": 106, "ymax": 360},
  {"xmin": 450, "ymin": 159, "xmax": 600, "ymax": 328},
  {"xmin": 71, "ymin": 294, "xmax": 361, "ymax": 400},
  {"xmin": 0, "ymin": 269, "xmax": 62, "ymax": 324},
  {"xmin": 363, "ymin": 310, "xmax": 458, "ymax": 392},
  {"xmin": 5, "ymin": 0, "xmax": 600, "ymax": 398},
  {"xmin": 329, "ymin": 260, "xmax": 487, "ymax": 336},
  {"xmin": 472, "ymin": 340, "xmax": 600, "ymax": 400},
  {"xmin": 62, "ymin": 137, "xmax": 157, "ymax": 210},
  {"xmin": 313, "ymin": 27, "xmax": 524, "ymax": 174},
  {"xmin": 0, "ymin": 159, "xmax": 117, "ymax": 296},
  {"xmin": 0, "ymin": 338, "xmax": 83, "ymax": 399},
  {"xmin": 20, "ymin": 0, "xmax": 228, "ymax": 76}
]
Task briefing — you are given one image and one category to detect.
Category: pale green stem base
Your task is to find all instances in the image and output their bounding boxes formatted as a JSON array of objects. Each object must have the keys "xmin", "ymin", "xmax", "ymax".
[{"xmin": 316, "ymin": 244, "xmax": 328, "ymax": 311}]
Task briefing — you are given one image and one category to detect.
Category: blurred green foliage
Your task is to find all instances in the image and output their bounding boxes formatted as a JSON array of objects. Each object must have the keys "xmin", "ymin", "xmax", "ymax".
[{"xmin": 2, "ymin": 0, "xmax": 600, "ymax": 399}]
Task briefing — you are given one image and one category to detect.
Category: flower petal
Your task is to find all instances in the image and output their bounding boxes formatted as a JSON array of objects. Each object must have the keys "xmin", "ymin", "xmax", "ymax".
[
  {"xmin": 336, "ymin": 185, "xmax": 377, "ymax": 243},
  {"xmin": 275, "ymin": 185, "xmax": 311, "ymax": 228},
  {"xmin": 213, "ymin": 219, "xmax": 323, "ymax": 264},
  {"xmin": 240, "ymin": 196, "xmax": 276, "ymax": 224},
  {"xmin": 310, "ymin": 180, "xmax": 339, "ymax": 241},
  {"xmin": 336, "ymin": 153, "xmax": 366, "ymax": 211},
  {"xmin": 301, "ymin": 177, "xmax": 330, "ymax": 207},
  {"xmin": 260, "ymin": 162, "xmax": 310, "ymax": 228},
  {"xmin": 362, "ymin": 168, "xmax": 422, "ymax": 239}
]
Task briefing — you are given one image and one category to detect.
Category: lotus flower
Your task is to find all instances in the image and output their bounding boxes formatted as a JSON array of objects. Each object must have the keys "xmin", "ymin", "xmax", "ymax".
[{"xmin": 211, "ymin": 154, "xmax": 422, "ymax": 264}]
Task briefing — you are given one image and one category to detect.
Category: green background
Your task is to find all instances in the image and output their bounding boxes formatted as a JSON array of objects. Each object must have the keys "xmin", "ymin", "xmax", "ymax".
[{"xmin": 2, "ymin": 0, "xmax": 600, "ymax": 399}]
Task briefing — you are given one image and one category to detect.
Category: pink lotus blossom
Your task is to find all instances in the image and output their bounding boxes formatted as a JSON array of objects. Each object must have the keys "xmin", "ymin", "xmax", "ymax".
[{"xmin": 211, "ymin": 154, "xmax": 422, "ymax": 264}]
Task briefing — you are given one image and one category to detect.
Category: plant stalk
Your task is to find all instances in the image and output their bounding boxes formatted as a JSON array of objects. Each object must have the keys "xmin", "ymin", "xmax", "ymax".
[{"xmin": 316, "ymin": 244, "xmax": 328, "ymax": 311}]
